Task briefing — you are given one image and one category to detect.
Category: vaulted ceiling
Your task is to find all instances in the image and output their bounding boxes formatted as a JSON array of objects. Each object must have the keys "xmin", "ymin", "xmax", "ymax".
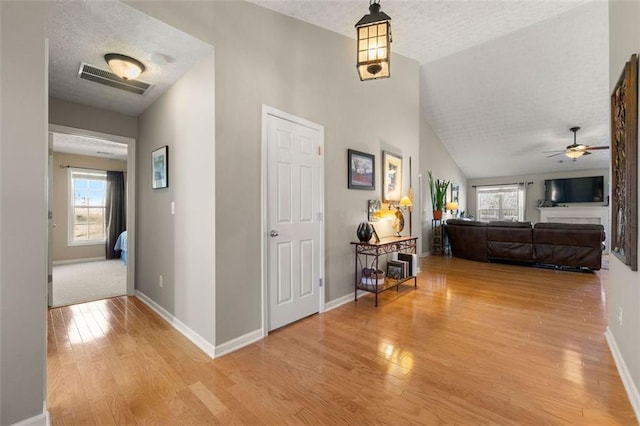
[{"xmin": 251, "ymin": 0, "xmax": 609, "ymax": 178}]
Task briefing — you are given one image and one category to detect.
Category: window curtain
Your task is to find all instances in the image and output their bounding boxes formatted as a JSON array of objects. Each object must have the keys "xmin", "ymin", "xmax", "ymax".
[
  {"xmin": 105, "ymin": 171, "xmax": 125, "ymax": 259},
  {"xmin": 518, "ymin": 182, "xmax": 528, "ymax": 221}
]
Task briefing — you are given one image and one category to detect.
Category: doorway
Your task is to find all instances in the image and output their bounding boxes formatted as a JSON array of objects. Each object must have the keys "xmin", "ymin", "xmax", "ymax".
[
  {"xmin": 262, "ymin": 106, "xmax": 325, "ymax": 332},
  {"xmin": 48, "ymin": 124, "xmax": 136, "ymax": 307}
]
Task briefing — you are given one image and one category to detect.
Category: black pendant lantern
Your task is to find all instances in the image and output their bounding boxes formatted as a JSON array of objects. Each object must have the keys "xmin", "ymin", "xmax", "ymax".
[{"xmin": 355, "ymin": 0, "xmax": 392, "ymax": 81}]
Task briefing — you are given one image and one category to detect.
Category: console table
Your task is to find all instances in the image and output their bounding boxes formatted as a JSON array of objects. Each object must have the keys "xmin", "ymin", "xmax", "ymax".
[{"xmin": 351, "ymin": 236, "xmax": 418, "ymax": 307}]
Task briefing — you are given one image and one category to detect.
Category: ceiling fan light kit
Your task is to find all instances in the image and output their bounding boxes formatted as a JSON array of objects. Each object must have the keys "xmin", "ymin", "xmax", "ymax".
[{"xmin": 545, "ymin": 126, "xmax": 609, "ymax": 161}]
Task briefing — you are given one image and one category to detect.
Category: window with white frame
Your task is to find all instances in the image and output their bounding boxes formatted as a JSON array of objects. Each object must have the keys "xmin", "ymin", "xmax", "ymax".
[
  {"xmin": 476, "ymin": 184, "xmax": 525, "ymax": 222},
  {"xmin": 68, "ymin": 168, "xmax": 107, "ymax": 245}
]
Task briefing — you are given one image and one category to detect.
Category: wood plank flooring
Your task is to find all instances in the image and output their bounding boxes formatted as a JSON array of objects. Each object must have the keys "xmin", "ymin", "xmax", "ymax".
[{"xmin": 47, "ymin": 255, "xmax": 637, "ymax": 424}]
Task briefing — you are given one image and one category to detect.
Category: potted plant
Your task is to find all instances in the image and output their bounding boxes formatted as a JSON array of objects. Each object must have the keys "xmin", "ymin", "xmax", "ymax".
[{"xmin": 428, "ymin": 171, "xmax": 450, "ymax": 220}]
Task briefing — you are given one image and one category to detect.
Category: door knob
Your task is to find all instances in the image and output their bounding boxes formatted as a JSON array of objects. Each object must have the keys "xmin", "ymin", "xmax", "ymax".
[{"xmin": 270, "ymin": 230, "xmax": 279, "ymax": 237}]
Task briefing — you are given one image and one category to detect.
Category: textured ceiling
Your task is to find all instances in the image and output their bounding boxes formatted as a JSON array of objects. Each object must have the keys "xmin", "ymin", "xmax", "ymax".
[
  {"xmin": 52, "ymin": 133, "xmax": 128, "ymax": 161},
  {"xmin": 251, "ymin": 0, "xmax": 609, "ymax": 178},
  {"xmin": 47, "ymin": 0, "xmax": 213, "ymax": 117}
]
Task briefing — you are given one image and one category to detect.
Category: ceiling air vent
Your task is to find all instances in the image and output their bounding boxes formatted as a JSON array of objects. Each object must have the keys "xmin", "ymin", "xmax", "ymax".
[{"xmin": 78, "ymin": 63, "xmax": 153, "ymax": 95}]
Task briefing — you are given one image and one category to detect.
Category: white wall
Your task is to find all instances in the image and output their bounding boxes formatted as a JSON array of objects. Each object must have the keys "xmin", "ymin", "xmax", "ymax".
[
  {"xmin": 0, "ymin": 2, "xmax": 48, "ymax": 424},
  {"xmin": 467, "ymin": 168, "xmax": 609, "ymax": 223},
  {"xmin": 137, "ymin": 54, "xmax": 216, "ymax": 347},
  {"xmin": 607, "ymin": 0, "xmax": 640, "ymax": 417},
  {"xmin": 418, "ymin": 107, "xmax": 467, "ymax": 255},
  {"xmin": 128, "ymin": 1, "xmax": 421, "ymax": 344}
]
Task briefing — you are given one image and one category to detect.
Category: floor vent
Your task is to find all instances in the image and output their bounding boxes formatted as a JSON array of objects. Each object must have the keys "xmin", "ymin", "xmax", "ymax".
[{"xmin": 78, "ymin": 63, "xmax": 153, "ymax": 95}]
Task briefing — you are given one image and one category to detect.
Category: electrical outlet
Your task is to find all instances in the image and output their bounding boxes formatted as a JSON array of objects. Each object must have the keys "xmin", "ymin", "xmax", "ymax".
[
  {"xmin": 618, "ymin": 306, "xmax": 623, "ymax": 325},
  {"xmin": 159, "ymin": 275, "xmax": 164, "ymax": 288}
]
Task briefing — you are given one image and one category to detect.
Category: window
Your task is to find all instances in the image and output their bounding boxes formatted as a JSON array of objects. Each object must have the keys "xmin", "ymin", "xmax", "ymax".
[
  {"xmin": 476, "ymin": 184, "xmax": 525, "ymax": 222},
  {"xmin": 68, "ymin": 168, "xmax": 107, "ymax": 245}
]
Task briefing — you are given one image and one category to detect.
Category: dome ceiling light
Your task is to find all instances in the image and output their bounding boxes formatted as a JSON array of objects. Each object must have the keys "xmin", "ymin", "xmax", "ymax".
[{"xmin": 104, "ymin": 53, "xmax": 146, "ymax": 80}]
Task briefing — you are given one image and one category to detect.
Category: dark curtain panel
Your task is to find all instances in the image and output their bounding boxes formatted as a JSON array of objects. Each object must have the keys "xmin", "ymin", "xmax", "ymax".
[{"xmin": 105, "ymin": 171, "xmax": 126, "ymax": 259}]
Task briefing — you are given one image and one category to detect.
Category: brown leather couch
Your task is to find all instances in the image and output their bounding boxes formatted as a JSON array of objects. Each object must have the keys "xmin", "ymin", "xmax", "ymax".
[{"xmin": 445, "ymin": 219, "xmax": 604, "ymax": 270}]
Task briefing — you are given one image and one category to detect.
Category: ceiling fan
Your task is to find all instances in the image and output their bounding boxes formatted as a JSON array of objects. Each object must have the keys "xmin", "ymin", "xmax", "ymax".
[{"xmin": 545, "ymin": 127, "xmax": 609, "ymax": 161}]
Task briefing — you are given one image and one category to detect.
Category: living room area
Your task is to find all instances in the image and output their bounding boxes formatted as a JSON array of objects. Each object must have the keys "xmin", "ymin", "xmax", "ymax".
[{"xmin": 3, "ymin": 0, "xmax": 640, "ymax": 425}]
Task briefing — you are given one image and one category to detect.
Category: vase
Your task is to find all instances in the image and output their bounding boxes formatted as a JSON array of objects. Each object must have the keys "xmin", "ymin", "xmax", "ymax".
[
  {"xmin": 357, "ymin": 221, "xmax": 373, "ymax": 242},
  {"xmin": 433, "ymin": 209, "xmax": 443, "ymax": 220}
]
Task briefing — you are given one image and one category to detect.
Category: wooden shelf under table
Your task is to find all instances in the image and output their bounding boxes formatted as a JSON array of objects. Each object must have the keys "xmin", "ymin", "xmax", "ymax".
[{"xmin": 351, "ymin": 236, "xmax": 418, "ymax": 307}]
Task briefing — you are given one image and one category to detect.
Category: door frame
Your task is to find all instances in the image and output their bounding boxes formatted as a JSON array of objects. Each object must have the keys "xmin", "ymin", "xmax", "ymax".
[
  {"xmin": 260, "ymin": 105, "xmax": 325, "ymax": 336},
  {"xmin": 48, "ymin": 124, "xmax": 136, "ymax": 298}
]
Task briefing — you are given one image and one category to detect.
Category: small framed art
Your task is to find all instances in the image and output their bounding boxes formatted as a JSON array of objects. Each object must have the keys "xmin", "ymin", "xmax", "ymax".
[
  {"xmin": 382, "ymin": 151, "xmax": 402, "ymax": 202},
  {"xmin": 348, "ymin": 149, "xmax": 375, "ymax": 190},
  {"xmin": 152, "ymin": 146, "xmax": 168, "ymax": 189}
]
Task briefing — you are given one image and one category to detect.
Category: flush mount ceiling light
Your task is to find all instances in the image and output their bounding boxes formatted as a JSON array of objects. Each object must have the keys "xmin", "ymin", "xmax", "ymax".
[
  {"xmin": 355, "ymin": 0, "xmax": 392, "ymax": 81},
  {"xmin": 104, "ymin": 53, "xmax": 145, "ymax": 80}
]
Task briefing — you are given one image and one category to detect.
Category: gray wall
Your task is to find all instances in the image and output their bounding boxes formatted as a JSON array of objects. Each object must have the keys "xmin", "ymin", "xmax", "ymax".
[
  {"xmin": 0, "ymin": 2, "xmax": 47, "ymax": 424},
  {"xmin": 467, "ymin": 168, "xmax": 609, "ymax": 223},
  {"xmin": 49, "ymin": 97, "xmax": 138, "ymax": 139},
  {"xmin": 418, "ymin": 106, "xmax": 467, "ymax": 255},
  {"xmin": 128, "ymin": 1, "xmax": 421, "ymax": 344},
  {"xmin": 137, "ymin": 54, "xmax": 216, "ymax": 346},
  {"xmin": 608, "ymin": 0, "xmax": 640, "ymax": 412}
]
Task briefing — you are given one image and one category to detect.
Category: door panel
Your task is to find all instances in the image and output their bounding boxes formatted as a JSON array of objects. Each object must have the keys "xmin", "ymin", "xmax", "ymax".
[{"xmin": 267, "ymin": 114, "xmax": 321, "ymax": 331}]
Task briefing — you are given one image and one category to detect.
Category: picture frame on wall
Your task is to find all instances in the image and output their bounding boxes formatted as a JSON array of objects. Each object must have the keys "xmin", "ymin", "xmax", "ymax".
[
  {"xmin": 382, "ymin": 151, "xmax": 402, "ymax": 202},
  {"xmin": 348, "ymin": 149, "xmax": 375, "ymax": 190},
  {"xmin": 610, "ymin": 53, "xmax": 638, "ymax": 271},
  {"xmin": 152, "ymin": 146, "xmax": 169, "ymax": 189}
]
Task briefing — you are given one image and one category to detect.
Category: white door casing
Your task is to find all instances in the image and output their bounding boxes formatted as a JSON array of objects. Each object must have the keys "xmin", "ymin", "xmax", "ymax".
[{"xmin": 264, "ymin": 107, "xmax": 324, "ymax": 331}]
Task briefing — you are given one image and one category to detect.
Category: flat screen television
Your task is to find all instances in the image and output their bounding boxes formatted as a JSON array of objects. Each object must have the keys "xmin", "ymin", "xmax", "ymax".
[{"xmin": 544, "ymin": 176, "xmax": 604, "ymax": 203}]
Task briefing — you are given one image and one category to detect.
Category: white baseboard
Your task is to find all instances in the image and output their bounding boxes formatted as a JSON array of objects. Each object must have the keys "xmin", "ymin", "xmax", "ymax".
[
  {"xmin": 11, "ymin": 402, "xmax": 48, "ymax": 426},
  {"xmin": 605, "ymin": 327, "xmax": 640, "ymax": 420},
  {"xmin": 135, "ymin": 290, "xmax": 216, "ymax": 359},
  {"xmin": 323, "ymin": 290, "xmax": 369, "ymax": 312},
  {"xmin": 52, "ymin": 256, "xmax": 105, "ymax": 266},
  {"xmin": 214, "ymin": 328, "xmax": 264, "ymax": 358}
]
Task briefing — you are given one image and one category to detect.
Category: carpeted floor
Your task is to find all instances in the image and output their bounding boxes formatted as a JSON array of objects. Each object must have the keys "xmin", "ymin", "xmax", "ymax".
[{"xmin": 52, "ymin": 259, "xmax": 126, "ymax": 307}]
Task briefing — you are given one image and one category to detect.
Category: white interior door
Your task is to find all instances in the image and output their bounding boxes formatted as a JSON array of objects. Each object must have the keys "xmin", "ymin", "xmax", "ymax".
[
  {"xmin": 48, "ymin": 133, "xmax": 54, "ymax": 307},
  {"xmin": 267, "ymin": 113, "xmax": 321, "ymax": 331}
]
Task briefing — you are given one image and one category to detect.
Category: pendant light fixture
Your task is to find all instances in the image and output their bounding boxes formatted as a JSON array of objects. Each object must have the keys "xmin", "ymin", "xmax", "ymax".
[
  {"xmin": 104, "ymin": 53, "xmax": 146, "ymax": 80},
  {"xmin": 355, "ymin": 0, "xmax": 392, "ymax": 81}
]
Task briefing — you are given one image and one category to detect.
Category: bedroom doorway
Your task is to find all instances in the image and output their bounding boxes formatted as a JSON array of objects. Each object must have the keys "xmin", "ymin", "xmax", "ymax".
[{"xmin": 48, "ymin": 125, "xmax": 136, "ymax": 307}]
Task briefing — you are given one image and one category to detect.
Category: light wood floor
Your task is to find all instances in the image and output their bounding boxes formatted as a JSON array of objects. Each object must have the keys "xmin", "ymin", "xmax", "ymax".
[{"xmin": 47, "ymin": 256, "xmax": 637, "ymax": 425}]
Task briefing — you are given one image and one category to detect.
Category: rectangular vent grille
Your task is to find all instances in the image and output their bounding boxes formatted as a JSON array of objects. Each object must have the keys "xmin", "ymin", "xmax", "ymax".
[{"xmin": 78, "ymin": 63, "xmax": 153, "ymax": 95}]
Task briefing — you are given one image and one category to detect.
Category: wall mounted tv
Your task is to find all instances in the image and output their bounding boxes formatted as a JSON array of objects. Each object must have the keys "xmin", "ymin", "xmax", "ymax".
[{"xmin": 544, "ymin": 176, "xmax": 604, "ymax": 203}]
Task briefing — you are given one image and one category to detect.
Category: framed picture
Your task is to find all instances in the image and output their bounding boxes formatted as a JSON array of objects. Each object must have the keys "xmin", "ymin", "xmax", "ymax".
[
  {"xmin": 348, "ymin": 149, "xmax": 375, "ymax": 190},
  {"xmin": 382, "ymin": 151, "xmax": 402, "ymax": 202},
  {"xmin": 152, "ymin": 146, "xmax": 168, "ymax": 189},
  {"xmin": 387, "ymin": 260, "xmax": 405, "ymax": 280},
  {"xmin": 451, "ymin": 183, "xmax": 460, "ymax": 203},
  {"xmin": 611, "ymin": 53, "xmax": 638, "ymax": 271}
]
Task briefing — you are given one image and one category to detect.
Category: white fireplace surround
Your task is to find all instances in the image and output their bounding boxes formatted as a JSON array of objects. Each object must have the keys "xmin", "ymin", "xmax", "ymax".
[{"xmin": 537, "ymin": 206, "xmax": 610, "ymax": 252}]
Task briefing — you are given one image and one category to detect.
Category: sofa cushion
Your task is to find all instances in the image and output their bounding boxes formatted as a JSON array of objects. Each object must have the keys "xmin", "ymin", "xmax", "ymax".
[
  {"xmin": 444, "ymin": 221, "xmax": 488, "ymax": 262},
  {"xmin": 487, "ymin": 222, "xmax": 533, "ymax": 261},
  {"xmin": 533, "ymin": 222, "xmax": 604, "ymax": 269},
  {"xmin": 446, "ymin": 219, "xmax": 487, "ymax": 227},
  {"xmin": 488, "ymin": 221, "xmax": 532, "ymax": 228}
]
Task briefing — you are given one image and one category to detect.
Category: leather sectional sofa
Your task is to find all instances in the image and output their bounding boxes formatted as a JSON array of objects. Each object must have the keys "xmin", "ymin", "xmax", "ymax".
[{"xmin": 444, "ymin": 219, "xmax": 605, "ymax": 270}]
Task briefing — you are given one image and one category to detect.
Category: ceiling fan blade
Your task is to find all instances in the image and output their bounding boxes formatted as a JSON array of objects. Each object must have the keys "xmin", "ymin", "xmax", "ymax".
[
  {"xmin": 542, "ymin": 150, "xmax": 565, "ymax": 153},
  {"xmin": 585, "ymin": 146, "xmax": 610, "ymax": 151},
  {"xmin": 546, "ymin": 152, "xmax": 565, "ymax": 158},
  {"xmin": 582, "ymin": 151, "xmax": 592, "ymax": 156}
]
